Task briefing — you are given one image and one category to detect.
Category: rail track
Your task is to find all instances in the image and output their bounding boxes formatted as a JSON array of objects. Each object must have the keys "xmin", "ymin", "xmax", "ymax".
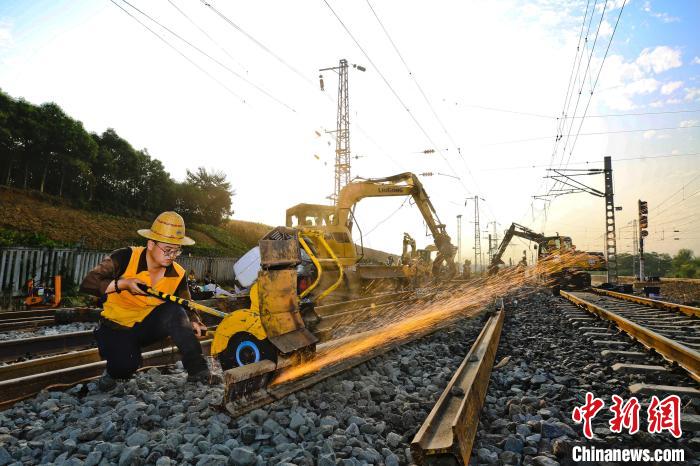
[
  {"xmin": 0, "ymin": 289, "xmax": 444, "ymax": 409},
  {"xmin": 0, "ymin": 307, "xmax": 99, "ymax": 331},
  {"xmin": 561, "ymin": 290, "xmax": 700, "ymax": 383},
  {"xmin": 0, "ymin": 282, "xmax": 505, "ymax": 466}
]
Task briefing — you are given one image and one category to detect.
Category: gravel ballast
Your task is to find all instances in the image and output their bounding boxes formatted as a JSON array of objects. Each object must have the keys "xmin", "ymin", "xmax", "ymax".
[
  {"xmin": 471, "ymin": 291, "xmax": 699, "ymax": 466},
  {"xmin": 0, "ymin": 322, "xmax": 97, "ymax": 342},
  {"xmin": 0, "ymin": 307, "xmax": 488, "ymax": 465}
]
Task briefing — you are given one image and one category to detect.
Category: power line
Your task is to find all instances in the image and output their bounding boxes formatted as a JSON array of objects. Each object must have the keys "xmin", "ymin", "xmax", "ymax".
[
  {"xmin": 364, "ymin": 197, "xmax": 410, "ymax": 237},
  {"xmin": 456, "ymin": 104, "xmax": 700, "ymax": 120},
  {"xmin": 200, "ymin": 0, "xmax": 315, "ymax": 88},
  {"xmin": 322, "ymin": 0, "xmax": 470, "ymax": 195},
  {"xmin": 479, "ymin": 152, "xmax": 700, "ymax": 171},
  {"xmin": 487, "ymin": 124, "xmax": 699, "ymax": 146},
  {"xmin": 559, "ymin": 0, "xmax": 627, "ymax": 173},
  {"xmin": 109, "ymin": 0, "xmax": 245, "ymax": 103},
  {"xmin": 652, "ymin": 172, "xmax": 700, "ymax": 213},
  {"xmin": 120, "ymin": 0, "xmax": 295, "ymax": 111},
  {"xmin": 167, "ymin": 0, "xmax": 248, "ymax": 73},
  {"xmin": 519, "ymin": 0, "xmax": 596, "ymax": 228},
  {"xmin": 653, "ymin": 188, "xmax": 700, "ymax": 220},
  {"xmin": 364, "ymin": 0, "xmax": 481, "ymax": 196}
]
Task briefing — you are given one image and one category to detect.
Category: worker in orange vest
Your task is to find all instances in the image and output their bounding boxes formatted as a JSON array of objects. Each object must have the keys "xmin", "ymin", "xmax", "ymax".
[{"xmin": 81, "ymin": 212, "xmax": 210, "ymax": 389}]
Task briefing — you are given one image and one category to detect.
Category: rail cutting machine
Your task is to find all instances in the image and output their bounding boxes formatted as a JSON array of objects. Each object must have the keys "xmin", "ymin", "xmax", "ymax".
[{"xmin": 142, "ymin": 226, "xmax": 343, "ymax": 402}]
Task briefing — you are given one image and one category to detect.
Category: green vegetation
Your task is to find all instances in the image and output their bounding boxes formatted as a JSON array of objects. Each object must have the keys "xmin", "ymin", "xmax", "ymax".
[
  {"xmin": 0, "ymin": 89, "xmax": 232, "ymax": 225},
  {"xmin": 0, "ymin": 189, "xmax": 270, "ymax": 255},
  {"xmin": 614, "ymin": 249, "xmax": 700, "ymax": 278}
]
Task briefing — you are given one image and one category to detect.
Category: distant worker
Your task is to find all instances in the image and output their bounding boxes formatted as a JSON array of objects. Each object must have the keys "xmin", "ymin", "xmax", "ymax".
[
  {"xmin": 462, "ymin": 259, "xmax": 471, "ymax": 279},
  {"xmin": 188, "ymin": 269, "xmax": 196, "ymax": 283},
  {"xmin": 518, "ymin": 250, "xmax": 528, "ymax": 267},
  {"xmin": 80, "ymin": 212, "xmax": 210, "ymax": 390},
  {"xmin": 387, "ymin": 255, "xmax": 394, "ymax": 266}
]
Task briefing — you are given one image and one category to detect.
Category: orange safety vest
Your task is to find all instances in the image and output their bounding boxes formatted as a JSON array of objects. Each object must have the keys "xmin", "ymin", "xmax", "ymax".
[{"xmin": 101, "ymin": 246, "xmax": 185, "ymax": 327}]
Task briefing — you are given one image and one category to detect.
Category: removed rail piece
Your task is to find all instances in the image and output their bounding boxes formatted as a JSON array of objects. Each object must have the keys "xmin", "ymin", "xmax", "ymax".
[
  {"xmin": 561, "ymin": 290, "xmax": 700, "ymax": 382},
  {"xmin": 411, "ymin": 304, "xmax": 505, "ymax": 465}
]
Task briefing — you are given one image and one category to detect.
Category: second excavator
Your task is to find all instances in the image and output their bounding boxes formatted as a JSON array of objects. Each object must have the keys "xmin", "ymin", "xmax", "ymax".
[{"xmin": 488, "ymin": 222, "xmax": 606, "ymax": 291}]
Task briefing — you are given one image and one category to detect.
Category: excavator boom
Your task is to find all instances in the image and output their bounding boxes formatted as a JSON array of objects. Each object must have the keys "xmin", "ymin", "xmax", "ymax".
[{"xmin": 337, "ymin": 173, "xmax": 456, "ymax": 276}]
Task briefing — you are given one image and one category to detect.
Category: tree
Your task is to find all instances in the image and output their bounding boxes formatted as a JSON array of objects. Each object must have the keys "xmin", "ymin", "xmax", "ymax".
[
  {"xmin": 176, "ymin": 167, "xmax": 234, "ymax": 225},
  {"xmin": 671, "ymin": 249, "xmax": 699, "ymax": 278}
]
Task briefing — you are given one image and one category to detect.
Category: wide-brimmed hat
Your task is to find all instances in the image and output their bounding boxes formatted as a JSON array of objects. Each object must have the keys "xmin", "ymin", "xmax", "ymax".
[{"xmin": 137, "ymin": 211, "xmax": 195, "ymax": 246}]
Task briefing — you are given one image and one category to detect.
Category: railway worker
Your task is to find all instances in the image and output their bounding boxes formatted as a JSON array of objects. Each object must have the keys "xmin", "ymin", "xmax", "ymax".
[{"xmin": 80, "ymin": 211, "xmax": 210, "ymax": 390}]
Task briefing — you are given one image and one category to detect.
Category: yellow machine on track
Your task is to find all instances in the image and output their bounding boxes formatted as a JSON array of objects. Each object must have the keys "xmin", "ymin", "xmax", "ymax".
[{"xmin": 143, "ymin": 227, "xmax": 339, "ymax": 374}]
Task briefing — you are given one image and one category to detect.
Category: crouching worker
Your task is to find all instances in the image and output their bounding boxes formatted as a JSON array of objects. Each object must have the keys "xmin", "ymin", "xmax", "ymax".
[{"xmin": 80, "ymin": 211, "xmax": 210, "ymax": 390}]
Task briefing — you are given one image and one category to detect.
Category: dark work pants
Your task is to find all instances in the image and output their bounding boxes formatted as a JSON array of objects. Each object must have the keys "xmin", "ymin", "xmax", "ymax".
[{"xmin": 94, "ymin": 301, "xmax": 208, "ymax": 379}]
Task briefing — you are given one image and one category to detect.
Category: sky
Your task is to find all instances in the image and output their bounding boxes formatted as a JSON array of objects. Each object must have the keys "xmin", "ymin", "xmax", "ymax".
[{"xmin": 1, "ymin": 0, "xmax": 699, "ymax": 266}]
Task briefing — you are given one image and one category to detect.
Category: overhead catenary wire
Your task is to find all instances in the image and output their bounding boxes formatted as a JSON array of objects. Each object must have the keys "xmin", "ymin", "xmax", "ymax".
[
  {"xmin": 119, "ymin": 0, "xmax": 296, "ymax": 111},
  {"xmin": 109, "ymin": 0, "xmax": 246, "ymax": 103}
]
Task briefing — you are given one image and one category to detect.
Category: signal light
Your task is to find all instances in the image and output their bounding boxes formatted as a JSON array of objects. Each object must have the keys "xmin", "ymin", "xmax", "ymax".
[
  {"xmin": 638, "ymin": 200, "xmax": 648, "ymax": 215},
  {"xmin": 638, "ymin": 199, "xmax": 649, "ymax": 235},
  {"xmin": 639, "ymin": 215, "xmax": 648, "ymax": 229}
]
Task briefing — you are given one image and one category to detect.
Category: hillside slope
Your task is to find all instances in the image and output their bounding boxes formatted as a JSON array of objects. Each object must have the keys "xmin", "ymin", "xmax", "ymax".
[
  {"xmin": 0, "ymin": 188, "xmax": 391, "ymax": 261},
  {"xmin": 0, "ymin": 188, "xmax": 265, "ymax": 256}
]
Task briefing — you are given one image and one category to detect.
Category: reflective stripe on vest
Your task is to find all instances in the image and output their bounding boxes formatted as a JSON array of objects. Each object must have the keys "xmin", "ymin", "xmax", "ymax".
[{"xmin": 101, "ymin": 246, "xmax": 185, "ymax": 327}]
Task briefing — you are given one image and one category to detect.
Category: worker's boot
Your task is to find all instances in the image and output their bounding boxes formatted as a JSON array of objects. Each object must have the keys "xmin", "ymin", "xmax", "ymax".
[
  {"xmin": 187, "ymin": 368, "xmax": 212, "ymax": 385},
  {"xmin": 97, "ymin": 371, "xmax": 117, "ymax": 391}
]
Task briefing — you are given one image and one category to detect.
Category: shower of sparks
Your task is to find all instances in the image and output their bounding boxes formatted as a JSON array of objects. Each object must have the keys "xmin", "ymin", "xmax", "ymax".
[{"xmin": 271, "ymin": 251, "xmax": 600, "ymax": 386}]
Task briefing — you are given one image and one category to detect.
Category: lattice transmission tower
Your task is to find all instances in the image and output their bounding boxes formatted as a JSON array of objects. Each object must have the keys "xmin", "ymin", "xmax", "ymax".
[{"xmin": 319, "ymin": 59, "xmax": 365, "ymax": 204}]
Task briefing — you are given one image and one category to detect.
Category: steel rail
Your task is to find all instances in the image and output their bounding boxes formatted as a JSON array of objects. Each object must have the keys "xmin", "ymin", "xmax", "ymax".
[
  {"xmin": 411, "ymin": 307, "xmax": 504, "ymax": 465},
  {"xmin": 0, "ymin": 330, "xmax": 96, "ymax": 363},
  {"xmin": 0, "ymin": 293, "xmax": 420, "ymax": 363},
  {"xmin": 0, "ymin": 340, "xmax": 213, "ymax": 409},
  {"xmin": 592, "ymin": 287, "xmax": 700, "ymax": 318},
  {"xmin": 224, "ymin": 306, "xmax": 487, "ymax": 417},
  {"xmin": 561, "ymin": 291, "xmax": 700, "ymax": 382},
  {"xmin": 0, "ymin": 317, "xmax": 55, "ymax": 332},
  {"xmin": 0, "ymin": 309, "xmax": 55, "ymax": 321}
]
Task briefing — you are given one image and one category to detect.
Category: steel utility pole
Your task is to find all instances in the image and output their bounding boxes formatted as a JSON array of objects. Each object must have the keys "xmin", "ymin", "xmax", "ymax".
[
  {"xmin": 603, "ymin": 156, "xmax": 619, "ymax": 284},
  {"xmin": 638, "ymin": 200, "xmax": 649, "ymax": 281},
  {"xmin": 631, "ymin": 219, "xmax": 638, "ymax": 280},
  {"xmin": 473, "ymin": 196, "xmax": 482, "ymax": 274},
  {"xmin": 456, "ymin": 215, "xmax": 462, "ymax": 264},
  {"xmin": 538, "ymin": 155, "xmax": 620, "ymax": 284},
  {"xmin": 319, "ymin": 59, "xmax": 365, "ymax": 205}
]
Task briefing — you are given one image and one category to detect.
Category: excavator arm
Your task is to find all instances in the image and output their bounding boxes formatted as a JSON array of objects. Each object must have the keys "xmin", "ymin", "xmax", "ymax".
[
  {"xmin": 337, "ymin": 173, "xmax": 457, "ymax": 276},
  {"xmin": 488, "ymin": 223, "xmax": 545, "ymax": 273}
]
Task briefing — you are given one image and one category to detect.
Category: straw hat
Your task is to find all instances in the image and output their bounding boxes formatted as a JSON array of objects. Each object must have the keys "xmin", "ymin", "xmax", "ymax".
[{"xmin": 137, "ymin": 211, "xmax": 195, "ymax": 246}]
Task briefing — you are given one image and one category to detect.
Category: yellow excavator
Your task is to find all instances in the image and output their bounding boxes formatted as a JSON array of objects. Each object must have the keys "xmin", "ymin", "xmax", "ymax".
[
  {"xmin": 488, "ymin": 222, "xmax": 606, "ymax": 291},
  {"xmin": 285, "ymin": 172, "xmax": 456, "ymax": 300}
]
